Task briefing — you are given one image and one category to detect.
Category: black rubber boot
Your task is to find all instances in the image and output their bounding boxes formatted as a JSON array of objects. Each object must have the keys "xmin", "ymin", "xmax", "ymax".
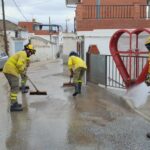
[
  {"xmin": 72, "ymin": 84, "xmax": 79, "ymax": 96},
  {"xmin": 20, "ymin": 86, "xmax": 29, "ymax": 91},
  {"xmin": 21, "ymin": 86, "xmax": 29, "ymax": 93},
  {"xmin": 78, "ymin": 83, "xmax": 82, "ymax": 94},
  {"xmin": 146, "ymin": 133, "xmax": 150, "ymax": 138},
  {"xmin": 10, "ymin": 102, "xmax": 23, "ymax": 112},
  {"xmin": 14, "ymin": 102, "xmax": 22, "ymax": 107}
]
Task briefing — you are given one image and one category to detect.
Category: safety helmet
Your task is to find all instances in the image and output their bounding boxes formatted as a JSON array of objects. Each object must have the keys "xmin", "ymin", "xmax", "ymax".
[
  {"xmin": 69, "ymin": 51, "xmax": 79, "ymax": 57},
  {"xmin": 145, "ymin": 37, "xmax": 150, "ymax": 51},
  {"xmin": 24, "ymin": 44, "xmax": 36, "ymax": 54}
]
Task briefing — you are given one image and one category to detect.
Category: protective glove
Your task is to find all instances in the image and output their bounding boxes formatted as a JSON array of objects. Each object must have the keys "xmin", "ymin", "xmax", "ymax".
[
  {"xmin": 21, "ymin": 73, "xmax": 28, "ymax": 93},
  {"xmin": 70, "ymin": 74, "xmax": 73, "ymax": 78},
  {"xmin": 70, "ymin": 69, "xmax": 74, "ymax": 78},
  {"xmin": 21, "ymin": 85, "xmax": 29, "ymax": 93},
  {"xmin": 145, "ymin": 73, "xmax": 150, "ymax": 86}
]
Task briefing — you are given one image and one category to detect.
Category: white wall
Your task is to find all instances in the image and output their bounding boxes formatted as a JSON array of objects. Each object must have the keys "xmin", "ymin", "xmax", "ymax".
[
  {"xmin": 77, "ymin": 29, "xmax": 118, "ymax": 60},
  {"xmin": 62, "ymin": 33, "xmax": 77, "ymax": 63},
  {"xmin": 29, "ymin": 34, "xmax": 62, "ymax": 61},
  {"xmin": 31, "ymin": 46, "xmax": 53, "ymax": 62},
  {"xmin": 30, "ymin": 33, "xmax": 77, "ymax": 63},
  {"xmin": 77, "ymin": 29, "xmax": 150, "ymax": 61},
  {"xmin": 30, "ymin": 37, "xmax": 53, "ymax": 62},
  {"xmin": 63, "ymin": 33, "xmax": 77, "ymax": 55},
  {"xmin": 7, "ymin": 30, "xmax": 29, "ymax": 56}
]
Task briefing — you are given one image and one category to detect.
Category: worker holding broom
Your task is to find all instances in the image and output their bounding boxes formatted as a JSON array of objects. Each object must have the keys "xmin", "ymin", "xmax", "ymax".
[
  {"xmin": 144, "ymin": 36, "xmax": 150, "ymax": 139},
  {"xmin": 68, "ymin": 51, "xmax": 87, "ymax": 96},
  {"xmin": 145, "ymin": 36, "xmax": 150, "ymax": 86},
  {"xmin": 3, "ymin": 43, "xmax": 36, "ymax": 112}
]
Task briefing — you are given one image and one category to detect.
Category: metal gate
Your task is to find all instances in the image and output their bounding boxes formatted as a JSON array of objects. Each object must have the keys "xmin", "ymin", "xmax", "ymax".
[
  {"xmin": 87, "ymin": 53, "xmax": 148, "ymax": 89},
  {"xmin": 87, "ymin": 53, "xmax": 107, "ymax": 85}
]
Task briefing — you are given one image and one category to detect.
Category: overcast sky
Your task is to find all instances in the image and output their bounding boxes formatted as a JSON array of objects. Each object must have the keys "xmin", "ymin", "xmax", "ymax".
[{"xmin": 0, "ymin": 0, "xmax": 75, "ymax": 31}]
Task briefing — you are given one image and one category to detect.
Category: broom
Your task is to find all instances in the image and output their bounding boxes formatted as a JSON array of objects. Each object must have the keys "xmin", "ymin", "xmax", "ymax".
[
  {"xmin": 62, "ymin": 77, "xmax": 74, "ymax": 87},
  {"xmin": 27, "ymin": 76, "xmax": 47, "ymax": 95}
]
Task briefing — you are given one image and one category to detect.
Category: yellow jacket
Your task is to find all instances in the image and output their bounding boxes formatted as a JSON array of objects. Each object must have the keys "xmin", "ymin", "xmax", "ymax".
[
  {"xmin": 145, "ymin": 36, "xmax": 150, "ymax": 45},
  {"xmin": 68, "ymin": 56, "xmax": 87, "ymax": 70},
  {"xmin": 3, "ymin": 51, "xmax": 28, "ymax": 77}
]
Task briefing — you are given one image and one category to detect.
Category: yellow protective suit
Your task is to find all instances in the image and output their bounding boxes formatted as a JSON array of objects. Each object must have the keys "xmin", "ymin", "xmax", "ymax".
[
  {"xmin": 145, "ymin": 37, "xmax": 150, "ymax": 45},
  {"xmin": 68, "ymin": 56, "xmax": 87, "ymax": 70},
  {"xmin": 3, "ymin": 51, "xmax": 28, "ymax": 77}
]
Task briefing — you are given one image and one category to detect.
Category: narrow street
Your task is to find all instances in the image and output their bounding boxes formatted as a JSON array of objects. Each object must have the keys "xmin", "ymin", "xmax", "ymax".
[{"xmin": 0, "ymin": 59, "xmax": 150, "ymax": 150}]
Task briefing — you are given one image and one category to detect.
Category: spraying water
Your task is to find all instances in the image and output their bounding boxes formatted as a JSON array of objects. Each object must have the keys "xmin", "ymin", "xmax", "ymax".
[{"xmin": 124, "ymin": 82, "xmax": 149, "ymax": 108}]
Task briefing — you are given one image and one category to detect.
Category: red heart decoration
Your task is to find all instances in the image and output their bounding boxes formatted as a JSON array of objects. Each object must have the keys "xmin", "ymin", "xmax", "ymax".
[{"xmin": 110, "ymin": 28, "xmax": 150, "ymax": 88}]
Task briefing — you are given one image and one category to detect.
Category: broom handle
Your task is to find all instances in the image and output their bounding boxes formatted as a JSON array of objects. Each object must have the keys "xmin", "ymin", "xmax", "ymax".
[
  {"xmin": 69, "ymin": 76, "xmax": 72, "ymax": 83},
  {"xmin": 27, "ymin": 76, "xmax": 39, "ymax": 91}
]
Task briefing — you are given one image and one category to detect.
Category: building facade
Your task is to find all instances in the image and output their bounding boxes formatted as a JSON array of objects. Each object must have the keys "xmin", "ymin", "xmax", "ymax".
[
  {"xmin": 18, "ymin": 20, "xmax": 62, "ymax": 36},
  {"xmin": 69, "ymin": 0, "xmax": 150, "ymax": 31},
  {"xmin": 66, "ymin": 0, "xmax": 150, "ymax": 88},
  {"xmin": 0, "ymin": 20, "xmax": 29, "ymax": 55},
  {"xmin": 19, "ymin": 20, "xmax": 69, "ymax": 61}
]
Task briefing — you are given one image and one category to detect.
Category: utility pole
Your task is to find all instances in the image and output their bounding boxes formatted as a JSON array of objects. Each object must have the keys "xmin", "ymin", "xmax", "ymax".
[
  {"xmin": 49, "ymin": 17, "xmax": 52, "ymax": 42},
  {"xmin": 49, "ymin": 17, "xmax": 54, "ymax": 59},
  {"xmin": 65, "ymin": 19, "xmax": 68, "ymax": 32},
  {"xmin": 65, "ymin": 18, "xmax": 70, "ymax": 33},
  {"xmin": 1, "ymin": 0, "xmax": 8, "ymax": 55}
]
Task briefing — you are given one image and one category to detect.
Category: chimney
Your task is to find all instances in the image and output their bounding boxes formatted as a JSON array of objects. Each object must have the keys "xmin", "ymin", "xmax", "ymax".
[{"xmin": 32, "ymin": 18, "xmax": 36, "ymax": 22}]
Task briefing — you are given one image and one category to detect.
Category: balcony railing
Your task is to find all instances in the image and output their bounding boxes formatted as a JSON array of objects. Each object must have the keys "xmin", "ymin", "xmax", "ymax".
[
  {"xmin": 82, "ymin": 5, "xmax": 150, "ymax": 19},
  {"xmin": 140, "ymin": 5, "xmax": 150, "ymax": 18}
]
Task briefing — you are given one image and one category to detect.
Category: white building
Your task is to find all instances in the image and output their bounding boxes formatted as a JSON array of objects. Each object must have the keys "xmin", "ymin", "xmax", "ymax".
[{"xmin": 0, "ymin": 20, "xmax": 29, "ymax": 55}]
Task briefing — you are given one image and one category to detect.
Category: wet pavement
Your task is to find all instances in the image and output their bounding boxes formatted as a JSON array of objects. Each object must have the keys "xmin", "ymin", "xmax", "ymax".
[{"xmin": 1, "ymin": 59, "xmax": 150, "ymax": 150}]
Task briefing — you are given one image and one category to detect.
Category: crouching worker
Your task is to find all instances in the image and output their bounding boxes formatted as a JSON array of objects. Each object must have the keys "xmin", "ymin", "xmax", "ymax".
[
  {"xmin": 145, "ymin": 37, "xmax": 150, "ymax": 86},
  {"xmin": 68, "ymin": 51, "xmax": 87, "ymax": 96},
  {"xmin": 3, "ymin": 43, "xmax": 36, "ymax": 112}
]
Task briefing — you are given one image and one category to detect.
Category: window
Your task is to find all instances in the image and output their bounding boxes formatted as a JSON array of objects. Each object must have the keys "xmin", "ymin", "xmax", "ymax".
[
  {"xmin": 148, "ymin": 0, "xmax": 150, "ymax": 18},
  {"xmin": 15, "ymin": 31, "xmax": 21, "ymax": 38},
  {"xmin": 96, "ymin": 0, "xmax": 100, "ymax": 19}
]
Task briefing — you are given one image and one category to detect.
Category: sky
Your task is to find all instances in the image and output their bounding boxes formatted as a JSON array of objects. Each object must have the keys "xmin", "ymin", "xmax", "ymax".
[{"xmin": 0, "ymin": 0, "xmax": 75, "ymax": 32}]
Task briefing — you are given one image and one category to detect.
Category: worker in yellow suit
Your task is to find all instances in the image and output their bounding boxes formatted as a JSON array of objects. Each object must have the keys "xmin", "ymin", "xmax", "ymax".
[
  {"xmin": 3, "ymin": 43, "xmax": 36, "ymax": 112},
  {"xmin": 68, "ymin": 51, "xmax": 87, "ymax": 96},
  {"xmin": 145, "ymin": 37, "xmax": 150, "ymax": 139},
  {"xmin": 145, "ymin": 36, "xmax": 150, "ymax": 86}
]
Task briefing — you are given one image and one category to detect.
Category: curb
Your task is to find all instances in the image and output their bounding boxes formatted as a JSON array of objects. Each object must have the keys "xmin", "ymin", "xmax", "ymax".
[
  {"xmin": 107, "ymin": 87, "xmax": 150, "ymax": 122},
  {"xmin": 124, "ymin": 98, "xmax": 150, "ymax": 122},
  {"xmin": 106, "ymin": 86, "xmax": 150, "ymax": 122}
]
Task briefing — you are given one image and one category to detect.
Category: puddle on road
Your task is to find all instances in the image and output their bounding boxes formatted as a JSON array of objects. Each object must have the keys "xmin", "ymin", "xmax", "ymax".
[{"xmin": 29, "ymin": 100, "xmax": 49, "ymax": 109}]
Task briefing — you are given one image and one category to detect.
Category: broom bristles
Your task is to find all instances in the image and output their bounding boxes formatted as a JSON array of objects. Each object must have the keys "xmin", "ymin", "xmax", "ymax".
[
  {"xmin": 30, "ymin": 91, "xmax": 47, "ymax": 95},
  {"xmin": 63, "ymin": 82, "xmax": 74, "ymax": 87}
]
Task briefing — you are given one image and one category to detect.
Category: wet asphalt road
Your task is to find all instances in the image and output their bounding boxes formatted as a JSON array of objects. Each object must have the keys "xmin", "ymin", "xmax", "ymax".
[{"xmin": 1, "ymin": 59, "xmax": 150, "ymax": 150}]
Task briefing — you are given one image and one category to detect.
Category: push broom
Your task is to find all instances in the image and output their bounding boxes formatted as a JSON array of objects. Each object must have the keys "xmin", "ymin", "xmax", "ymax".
[
  {"xmin": 62, "ymin": 77, "xmax": 74, "ymax": 87},
  {"xmin": 27, "ymin": 76, "xmax": 47, "ymax": 95}
]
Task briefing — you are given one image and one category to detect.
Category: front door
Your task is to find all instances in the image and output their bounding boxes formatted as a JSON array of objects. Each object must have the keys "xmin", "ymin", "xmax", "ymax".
[{"xmin": 15, "ymin": 41, "xmax": 24, "ymax": 52}]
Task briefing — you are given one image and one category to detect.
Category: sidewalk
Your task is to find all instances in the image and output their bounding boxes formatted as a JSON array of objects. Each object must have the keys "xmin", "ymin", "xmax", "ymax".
[
  {"xmin": 108, "ymin": 86, "xmax": 150, "ymax": 122},
  {"xmin": 0, "ymin": 72, "xmax": 11, "ymax": 150},
  {"xmin": 128, "ymin": 97, "xmax": 150, "ymax": 122}
]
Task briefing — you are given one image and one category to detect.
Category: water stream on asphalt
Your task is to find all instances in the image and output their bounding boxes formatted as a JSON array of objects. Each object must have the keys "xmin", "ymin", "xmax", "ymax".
[{"xmin": 125, "ymin": 82, "xmax": 149, "ymax": 108}]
